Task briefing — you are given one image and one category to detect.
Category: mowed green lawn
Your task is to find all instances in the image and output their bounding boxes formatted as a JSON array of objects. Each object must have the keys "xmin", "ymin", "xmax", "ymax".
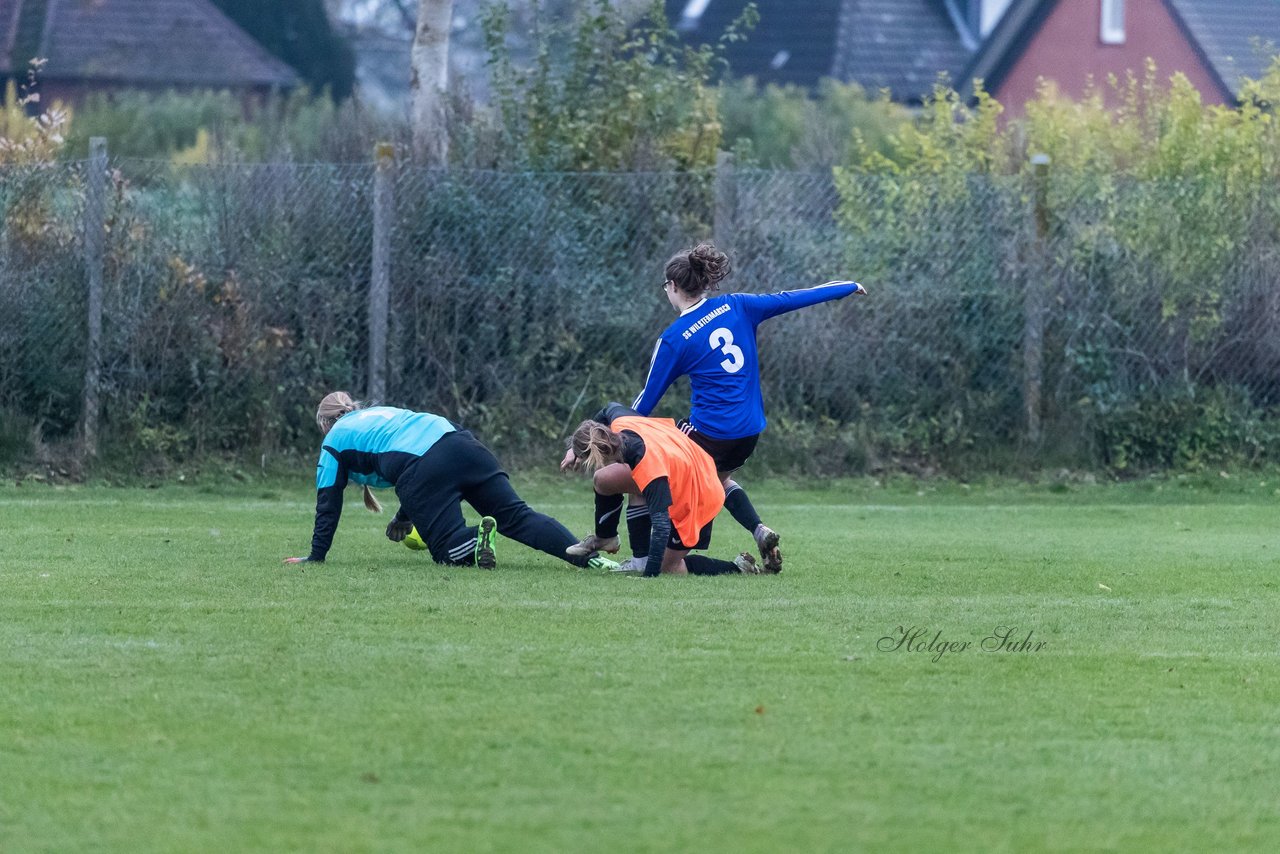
[{"xmin": 2, "ymin": 474, "xmax": 1278, "ymax": 852}]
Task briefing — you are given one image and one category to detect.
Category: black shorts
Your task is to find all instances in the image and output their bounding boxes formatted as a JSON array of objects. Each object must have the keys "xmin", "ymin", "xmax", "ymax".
[
  {"xmin": 677, "ymin": 419, "xmax": 760, "ymax": 474},
  {"xmin": 669, "ymin": 519, "xmax": 714, "ymax": 551}
]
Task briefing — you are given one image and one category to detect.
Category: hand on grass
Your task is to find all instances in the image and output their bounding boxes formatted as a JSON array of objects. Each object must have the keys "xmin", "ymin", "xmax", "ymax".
[
  {"xmin": 283, "ymin": 556, "xmax": 309, "ymax": 564},
  {"xmin": 386, "ymin": 518, "xmax": 413, "ymax": 542}
]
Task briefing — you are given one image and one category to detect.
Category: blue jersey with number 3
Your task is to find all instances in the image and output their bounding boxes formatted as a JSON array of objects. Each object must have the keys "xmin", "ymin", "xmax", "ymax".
[{"xmin": 632, "ymin": 281, "xmax": 862, "ymax": 440}]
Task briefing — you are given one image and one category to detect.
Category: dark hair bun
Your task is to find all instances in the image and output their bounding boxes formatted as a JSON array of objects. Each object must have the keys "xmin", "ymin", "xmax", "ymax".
[
  {"xmin": 664, "ymin": 242, "xmax": 732, "ymax": 296},
  {"xmin": 689, "ymin": 243, "xmax": 731, "ymax": 287}
]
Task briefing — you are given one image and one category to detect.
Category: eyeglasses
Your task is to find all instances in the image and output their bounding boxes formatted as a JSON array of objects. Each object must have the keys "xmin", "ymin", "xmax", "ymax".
[{"xmin": 660, "ymin": 279, "xmax": 672, "ymax": 290}]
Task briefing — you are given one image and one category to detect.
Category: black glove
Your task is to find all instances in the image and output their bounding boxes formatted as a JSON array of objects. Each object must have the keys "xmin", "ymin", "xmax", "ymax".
[{"xmin": 386, "ymin": 515, "xmax": 413, "ymax": 543}]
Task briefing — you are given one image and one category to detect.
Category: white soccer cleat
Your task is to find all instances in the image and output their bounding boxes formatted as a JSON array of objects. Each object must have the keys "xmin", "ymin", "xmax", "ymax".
[
  {"xmin": 566, "ymin": 533, "xmax": 620, "ymax": 557},
  {"xmin": 611, "ymin": 556, "xmax": 648, "ymax": 573},
  {"xmin": 753, "ymin": 525, "xmax": 783, "ymax": 574}
]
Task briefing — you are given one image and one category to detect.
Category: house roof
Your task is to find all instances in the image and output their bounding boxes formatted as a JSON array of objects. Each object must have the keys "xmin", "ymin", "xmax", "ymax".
[
  {"xmin": 1164, "ymin": 0, "xmax": 1280, "ymax": 96},
  {"xmin": 0, "ymin": 0, "xmax": 298, "ymax": 89},
  {"xmin": 666, "ymin": 0, "xmax": 844, "ymax": 89},
  {"xmin": 829, "ymin": 0, "xmax": 967, "ymax": 101},
  {"xmin": 831, "ymin": 0, "xmax": 975, "ymax": 102},
  {"xmin": 956, "ymin": 0, "xmax": 1052, "ymax": 100},
  {"xmin": 667, "ymin": 0, "xmax": 974, "ymax": 101},
  {"xmin": 960, "ymin": 0, "xmax": 1280, "ymax": 102}
]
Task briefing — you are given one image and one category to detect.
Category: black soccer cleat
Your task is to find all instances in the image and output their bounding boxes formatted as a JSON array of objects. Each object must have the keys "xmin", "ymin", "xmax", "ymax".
[{"xmin": 754, "ymin": 525, "xmax": 782, "ymax": 574}]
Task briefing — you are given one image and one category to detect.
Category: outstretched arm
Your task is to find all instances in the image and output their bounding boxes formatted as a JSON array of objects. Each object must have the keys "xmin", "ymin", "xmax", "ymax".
[
  {"xmin": 286, "ymin": 449, "xmax": 347, "ymax": 563},
  {"xmin": 285, "ymin": 484, "xmax": 345, "ymax": 563},
  {"xmin": 741, "ymin": 280, "xmax": 866, "ymax": 323},
  {"xmin": 307, "ymin": 484, "xmax": 345, "ymax": 561},
  {"xmin": 631, "ymin": 338, "xmax": 682, "ymax": 416}
]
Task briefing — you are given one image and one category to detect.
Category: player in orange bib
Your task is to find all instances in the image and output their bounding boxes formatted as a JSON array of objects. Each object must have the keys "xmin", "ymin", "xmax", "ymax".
[{"xmin": 564, "ymin": 403, "xmax": 764, "ymax": 576}]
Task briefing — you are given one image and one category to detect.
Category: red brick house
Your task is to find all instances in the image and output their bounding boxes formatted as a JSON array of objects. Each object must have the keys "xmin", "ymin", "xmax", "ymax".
[
  {"xmin": 0, "ymin": 0, "xmax": 297, "ymax": 105},
  {"xmin": 962, "ymin": 0, "xmax": 1280, "ymax": 115}
]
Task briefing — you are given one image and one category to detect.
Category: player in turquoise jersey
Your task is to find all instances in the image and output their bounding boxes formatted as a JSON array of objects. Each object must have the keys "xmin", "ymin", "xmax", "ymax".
[
  {"xmin": 571, "ymin": 243, "xmax": 865, "ymax": 573},
  {"xmin": 287, "ymin": 391, "xmax": 617, "ymax": 571}
]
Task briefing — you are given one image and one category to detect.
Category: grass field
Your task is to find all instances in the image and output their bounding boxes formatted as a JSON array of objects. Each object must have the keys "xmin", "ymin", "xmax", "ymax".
[{"xmin": 2, "ymin": 473, "xmax": 1278, "ymax": 852}]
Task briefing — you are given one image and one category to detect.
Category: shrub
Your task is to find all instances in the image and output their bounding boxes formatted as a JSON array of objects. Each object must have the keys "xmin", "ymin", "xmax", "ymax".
[
  {"xmin": 64, "ymin": 88, "xmax": 402, "ymax": 162},
  {"xmin": 719, "ymin": 78, "xmax": 910, "ymax": 169},
  {"xmin": 473, "ymin": 0, "xmax": 755, "ymax": 170},
  {"xmin": 833, "ymin": 61, "xmax": 1280, "ymax": 471}
]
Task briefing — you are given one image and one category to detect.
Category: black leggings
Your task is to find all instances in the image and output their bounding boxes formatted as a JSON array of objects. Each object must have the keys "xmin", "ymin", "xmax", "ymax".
[{"xmin": 395, "ymin": 431, "xmax": 587, "ymax": 567}]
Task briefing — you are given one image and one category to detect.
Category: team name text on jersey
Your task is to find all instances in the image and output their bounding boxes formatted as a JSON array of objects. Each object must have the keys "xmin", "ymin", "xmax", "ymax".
[{"xmin": 682, "ymin": 303, "xmax": 731, "ymax": 340}]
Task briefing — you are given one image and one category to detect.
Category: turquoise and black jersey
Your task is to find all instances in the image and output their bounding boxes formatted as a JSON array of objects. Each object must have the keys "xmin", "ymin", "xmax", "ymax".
[
  {"xmin": 316, "ymin": 407, "xmax": 454, "ymax": 489},
  {"xmin": 309, "ymin": 407, "xmax": 455, "ymax": 560},
  {"xmin": 631, "ymin": 282, "xmax": 862, "ymax": 440}
]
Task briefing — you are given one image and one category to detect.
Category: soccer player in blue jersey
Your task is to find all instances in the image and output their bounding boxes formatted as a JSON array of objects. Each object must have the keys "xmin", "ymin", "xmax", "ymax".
[
  {"xmin": 567, "ymin": 243, "xmax": 865, "ymax": 572},
  {"xmin": 285, "ymin": 391, "xmax": 618, "ymax": 571}
]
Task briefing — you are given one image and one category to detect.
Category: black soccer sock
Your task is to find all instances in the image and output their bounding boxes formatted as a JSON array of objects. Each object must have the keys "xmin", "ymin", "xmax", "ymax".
[
  {"xmin": 626, "ymin": 503, "xmax": 651, "ymax": 558},
  {"xmin": 684, "ymin": 555, "xmax": 741, "ymax": 576},
  {"xmin": 594, "ymin": 491, "xmax": 624, "ymax": 539},
  {"xmin": 723, "ymin": 483, "xmax": 763, "ymax": 533}
]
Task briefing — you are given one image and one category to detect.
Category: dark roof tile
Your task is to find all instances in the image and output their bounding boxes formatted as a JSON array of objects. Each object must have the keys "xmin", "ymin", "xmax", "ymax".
[
  {"xmin": 833, "ymin": 0, "xmax": 975, "ymax": 102},
  {"xmin": 667, "ymin": 0, "xmax": 972, "ymax": 101},
  {"xmin": 2, "ymin": 0, "xmax": 297, "ymax": 88},
  {"xmin": 666, "ymin": 0, "xmax": 844, "ymax": 88},
  {"xmin": 1165, "ymin": 0, "xmax": 1280, "ymax": 95}
]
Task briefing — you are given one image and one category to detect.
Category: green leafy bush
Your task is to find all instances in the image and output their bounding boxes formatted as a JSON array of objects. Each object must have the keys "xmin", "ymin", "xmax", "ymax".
[
  {"xmin": 473, "ymin": 0, "xmax": 754, "ymax": 170},
  {"xmin": 64, "ymin": 88, "xmax": 400, "ymax": 162},
  {"xmin": 833, "ymin": 61, "xmax": 1280, "ymax": 472},
  {"xmin": 1093, "ymin": 387, "xmax": 1278, "ymax": 471},
  {"xmin": 718, "ymin": 78, "xmax": 910, "ymax": 168}
]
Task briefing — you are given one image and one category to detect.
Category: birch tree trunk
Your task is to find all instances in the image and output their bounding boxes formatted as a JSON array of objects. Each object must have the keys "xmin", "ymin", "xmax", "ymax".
[{"xmin": 409, "ymin": 0, "xmax": 454, "ymax": 166}]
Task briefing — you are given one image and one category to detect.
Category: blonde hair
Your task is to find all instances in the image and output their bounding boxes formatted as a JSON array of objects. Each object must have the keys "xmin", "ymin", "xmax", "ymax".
[
  {"xmin": 315, "ymin": 391, "xmax": 382, "ymax": 513},
  {"xmin": 568, "ymin": 420, "xmax": 624, "ymax": 471}
]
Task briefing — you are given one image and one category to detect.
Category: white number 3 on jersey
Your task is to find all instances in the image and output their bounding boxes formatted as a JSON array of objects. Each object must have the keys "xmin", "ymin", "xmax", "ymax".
[{"xmin": 709, "ymin": 327, "xmax": 745, "ymax": 373}]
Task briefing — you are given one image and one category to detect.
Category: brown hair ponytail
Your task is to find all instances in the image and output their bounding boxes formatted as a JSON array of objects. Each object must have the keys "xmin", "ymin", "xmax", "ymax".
[{"xmin": 568, "ymin": 420, "xmax": 624, "ymax": 471}]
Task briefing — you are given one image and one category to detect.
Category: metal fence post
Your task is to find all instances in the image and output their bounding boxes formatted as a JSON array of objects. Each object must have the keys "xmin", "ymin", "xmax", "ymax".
[
  {"xmin": 1024, "ymin": 153, "xmax": 1051, "ymax": 447},
  {"xmin": 81, "ymin": 137, "xmax": 107, "ymax": 461},
  {"xmin": 714, "ymin": 151, "xmax": 736, "ymax": 247},
  {"xmin": 369, "ymin": 143, "xmax": 395, "ymax": 404}
]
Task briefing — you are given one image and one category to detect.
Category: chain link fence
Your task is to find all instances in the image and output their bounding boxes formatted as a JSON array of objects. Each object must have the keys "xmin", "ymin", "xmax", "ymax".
[{"xmin": 2, "ymin": 148, "xmax": 1278, "ymax": 473}]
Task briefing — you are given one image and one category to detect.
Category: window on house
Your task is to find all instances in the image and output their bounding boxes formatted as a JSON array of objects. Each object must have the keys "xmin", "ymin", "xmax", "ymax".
[{"xmin": 1100, "ymin": 0, "xmax": 1125, "ymax": 44}]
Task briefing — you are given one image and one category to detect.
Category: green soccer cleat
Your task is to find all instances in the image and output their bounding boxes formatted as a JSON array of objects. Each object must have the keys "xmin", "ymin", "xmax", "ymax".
[
  {"xmin": 586, "ymin": 554, "xmax": 621, "ymax": 572},
  {"xmin": 475, "ymin": 516, "xmax": 498, "ymax": 569}
]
